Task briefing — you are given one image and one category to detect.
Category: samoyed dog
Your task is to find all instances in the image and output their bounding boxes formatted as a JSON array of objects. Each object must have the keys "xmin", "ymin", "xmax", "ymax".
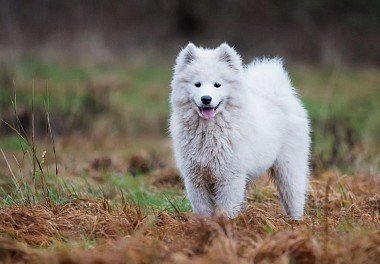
[{"xmin": 169, "ymin": 43, "xmax": 310, "ymax": 219}]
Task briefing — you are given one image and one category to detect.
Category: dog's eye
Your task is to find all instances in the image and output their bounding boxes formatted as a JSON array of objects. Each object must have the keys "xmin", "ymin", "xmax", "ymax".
[
  {"xmin": 194, "ymin": 82, "xmax": 201, "ymax": 88},
  {"xmin": 214, "ymin": 82, "xmax": 221, "ymax": 88}
]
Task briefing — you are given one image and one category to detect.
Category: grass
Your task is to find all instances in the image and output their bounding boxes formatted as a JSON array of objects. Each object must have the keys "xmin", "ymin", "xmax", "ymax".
[
  {"xmin": 0, "ymin": 170, "xmax": 378, "ymax": 263},
  {"xmin": 1, "ymin": 57, "xmax": 379, "ymax": 169},
  {"xmin": 0, "ymin": 135, "xmax": 28, "ymax": 151},
  {"xmin": 0, "ymin": 57, "xmax": 379, "ymax": 263}
]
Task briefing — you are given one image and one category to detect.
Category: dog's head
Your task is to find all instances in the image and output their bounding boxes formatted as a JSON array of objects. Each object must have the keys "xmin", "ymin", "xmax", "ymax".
[{"xmin": 171, "ymin": 43, "xmax": 243, "ymax": 120}]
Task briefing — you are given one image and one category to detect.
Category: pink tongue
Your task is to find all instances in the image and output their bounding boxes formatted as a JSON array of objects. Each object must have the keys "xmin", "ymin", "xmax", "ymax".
[{"xmin": 201, "ymin": 108, "xmax": 216, "ymax": 119}]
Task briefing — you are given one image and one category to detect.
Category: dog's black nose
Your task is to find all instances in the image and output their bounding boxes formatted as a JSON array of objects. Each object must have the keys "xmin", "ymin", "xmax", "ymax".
[{"xmin": 201, "ymin": 95, "xmax": 212, "ymax": 105}]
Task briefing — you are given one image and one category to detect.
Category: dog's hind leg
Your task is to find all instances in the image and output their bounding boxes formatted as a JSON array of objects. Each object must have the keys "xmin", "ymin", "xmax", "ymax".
[{"xmin": 272, "ymin": 139, "xmax": 310, "ymax": 220}]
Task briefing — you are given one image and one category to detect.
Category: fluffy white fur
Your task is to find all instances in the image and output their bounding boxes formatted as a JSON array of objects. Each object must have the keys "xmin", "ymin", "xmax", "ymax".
[{"xmin": 169, "ymin": 43, "xmax": 311, "ymax": 219}]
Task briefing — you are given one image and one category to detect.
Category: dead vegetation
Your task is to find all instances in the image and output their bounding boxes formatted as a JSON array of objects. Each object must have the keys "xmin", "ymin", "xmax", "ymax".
[
  {"xmin": 0, "ymin": 172, "xmax": 378, "ymax": 264},
  {"xmin": 149, "ymin": 167, "xmax": 183, "ymax": 188},
  {"xmin": 0, "ymin": 65, "xmax": 379, "ymax": 263}
]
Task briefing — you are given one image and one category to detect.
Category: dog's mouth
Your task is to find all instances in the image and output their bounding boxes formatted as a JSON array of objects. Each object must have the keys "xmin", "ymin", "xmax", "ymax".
[{"xmin": 197, "ymin": 101, "xmax": 223, "ymax": 120}]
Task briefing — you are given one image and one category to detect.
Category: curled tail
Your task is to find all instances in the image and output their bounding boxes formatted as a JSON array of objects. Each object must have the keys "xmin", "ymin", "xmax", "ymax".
[{"xmin": 245, "ymin": 58, "xmax": 296, "ymax": 97}]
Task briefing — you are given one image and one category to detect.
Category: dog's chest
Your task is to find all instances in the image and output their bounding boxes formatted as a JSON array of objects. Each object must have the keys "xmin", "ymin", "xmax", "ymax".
[{"xmin": 181, "ymin": 125, "xmax": 236, "ymax": 175}]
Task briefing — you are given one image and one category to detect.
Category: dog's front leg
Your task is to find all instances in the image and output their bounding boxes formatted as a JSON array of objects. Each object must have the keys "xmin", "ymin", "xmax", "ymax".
[
  {"xmin": 215, "ymin": 175, "xmax": 247, "ymax": 218},
  {"xmin": 184, "ymin": 178, "xmax": 215, "ymax": 216}
]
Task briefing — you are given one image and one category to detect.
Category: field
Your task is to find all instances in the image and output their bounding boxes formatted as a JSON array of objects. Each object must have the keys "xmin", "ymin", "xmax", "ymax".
[{"xmin": 0, "ymin": 57, "xmax": 379, "ymax": 263}]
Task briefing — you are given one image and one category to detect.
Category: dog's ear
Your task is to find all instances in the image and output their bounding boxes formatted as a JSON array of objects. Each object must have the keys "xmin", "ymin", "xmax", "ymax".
[
  {"xmin": 175, "ymin": 43, "xmax": 197, "ymax": 72},
  {"xmin": 217, "ymin": 43, "xmax": 242, "ymax": 71}
]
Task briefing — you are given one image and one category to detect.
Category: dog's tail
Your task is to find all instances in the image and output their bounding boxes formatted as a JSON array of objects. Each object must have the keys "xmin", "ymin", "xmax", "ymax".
[{"xmin": 245, "ymin": 58, "xmax": 296, "ymax": 97}]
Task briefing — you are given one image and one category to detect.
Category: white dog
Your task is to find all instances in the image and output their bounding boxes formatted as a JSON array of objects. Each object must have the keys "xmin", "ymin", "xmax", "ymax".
[{"xmin": 169, "ymin": 43, "xmax": 310, "ymax": 219}]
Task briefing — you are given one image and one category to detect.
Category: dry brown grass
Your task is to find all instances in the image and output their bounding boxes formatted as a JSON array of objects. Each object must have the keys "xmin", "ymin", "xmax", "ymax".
[
  {"xmin": 0, "ymin": 171, "xmax": 379, "ymax": 264},
  {"xmin": 0, "ymin": 199, "xmax": 144, "ymax": 247}
]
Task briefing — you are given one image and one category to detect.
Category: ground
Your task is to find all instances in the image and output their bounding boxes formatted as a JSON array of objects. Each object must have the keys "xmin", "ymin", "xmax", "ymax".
[{"xmin": 0, "ymin": 58, "xmax": 379, "ymax": 263}]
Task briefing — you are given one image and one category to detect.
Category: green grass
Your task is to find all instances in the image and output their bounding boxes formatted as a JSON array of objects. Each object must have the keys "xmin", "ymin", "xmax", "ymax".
[
  {"xmin": 0, "ymin": 150, "xmax": 191, "ymax": 213},
  {"xmin": 0, "ymin": 135, "xmax": 29, "ymax": 151},
  {"xmin": 1, "ymin": 57, "xmax": 379, "ymax": 171},
  {"xmin": 293, "ymin": 66, "xmax": 380, "ymax": 144},
  {"xmin": 111, "ymin": 173, "xmax": 190, "ymax": 212}
]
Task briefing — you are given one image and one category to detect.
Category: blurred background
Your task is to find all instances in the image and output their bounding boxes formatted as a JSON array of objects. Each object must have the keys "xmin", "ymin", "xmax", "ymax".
[
  {"xmin": 0, "ymin": 0, "xmax": 379, "ymax": 176},
  {"xmin": 1, "ymin": 0, "xmax": 380, "ymax": 65}
]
